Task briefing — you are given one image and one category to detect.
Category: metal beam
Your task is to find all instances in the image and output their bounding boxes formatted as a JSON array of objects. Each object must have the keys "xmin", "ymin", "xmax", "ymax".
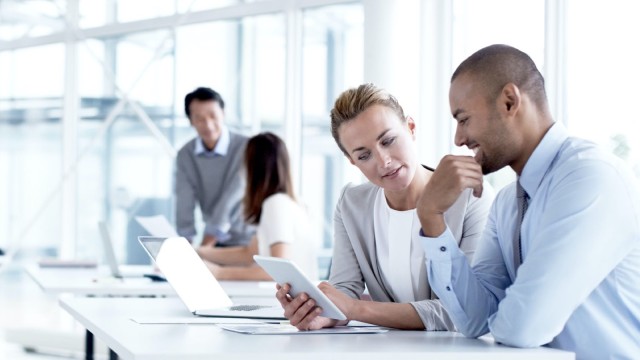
[{"xmin": 0, "ymin": 0, "xmax": 357, "ymax": 51}]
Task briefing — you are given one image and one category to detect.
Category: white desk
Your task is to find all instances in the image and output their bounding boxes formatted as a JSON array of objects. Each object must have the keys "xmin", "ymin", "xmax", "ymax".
[
  {"xmin": 25, "ymin": 264, "xmax": 278, "ymax": 297},
  {"xmin": 24, "ymin": 264, "xmax": 278, "ymax": 360},
  {"xmin": 60, "ymin": 297, "xmax": 574, "ymax": 360},
  {"xmin": 25, "ymin": 264, "xmax": 174, "ymax": 296}
]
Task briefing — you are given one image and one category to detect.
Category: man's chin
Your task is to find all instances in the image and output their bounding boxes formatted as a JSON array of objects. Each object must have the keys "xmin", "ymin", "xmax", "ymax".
[
  {"xmin": 481, "ymin": 161, "xmax": 501, "ymax": 175},
  {"xmin": 482, "ymin": 162, "xmax": 512, "ymax": 175}
]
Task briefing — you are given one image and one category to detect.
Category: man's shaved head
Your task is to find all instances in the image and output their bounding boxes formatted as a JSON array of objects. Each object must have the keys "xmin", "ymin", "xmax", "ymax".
[{"xmin": 452, "ymin": 44, "xmax": 548, "ymax": 111}]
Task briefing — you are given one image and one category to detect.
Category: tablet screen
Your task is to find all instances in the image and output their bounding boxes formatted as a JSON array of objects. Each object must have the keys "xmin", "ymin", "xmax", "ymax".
[{"xmin": 254, "ymin": 255, "xmax": 346, "ymax": 321}]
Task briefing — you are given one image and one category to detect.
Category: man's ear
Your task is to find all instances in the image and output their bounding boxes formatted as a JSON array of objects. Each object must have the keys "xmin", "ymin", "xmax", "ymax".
[{"xmin": 500, "ymin": 83, "xmax": 521, "ymax": 116}]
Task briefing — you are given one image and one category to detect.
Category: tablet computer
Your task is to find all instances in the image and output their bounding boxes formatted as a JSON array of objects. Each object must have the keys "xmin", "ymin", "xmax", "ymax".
[{"xmin": 253, "ymin": 255, "xmax": 346, "ymax": 321}]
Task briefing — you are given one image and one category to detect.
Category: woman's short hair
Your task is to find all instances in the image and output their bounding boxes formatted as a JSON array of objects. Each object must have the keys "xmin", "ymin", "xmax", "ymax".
[
  {"xmin": 243, "ymin": 132, "xmax": 295, "ymax": 224},
  {"xmin": 330, "ymin": 83, "xmax": 406, "ymax": 155}
]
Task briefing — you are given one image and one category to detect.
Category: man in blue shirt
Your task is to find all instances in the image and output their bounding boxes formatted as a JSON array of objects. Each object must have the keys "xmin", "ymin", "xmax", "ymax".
[
  {"xmin": 417, "ymin": 44, "xmax": 640, "ymax": 359},
  {"xmin": 175, "ymin": 87, "xmax": 253, "ymax": 247}
]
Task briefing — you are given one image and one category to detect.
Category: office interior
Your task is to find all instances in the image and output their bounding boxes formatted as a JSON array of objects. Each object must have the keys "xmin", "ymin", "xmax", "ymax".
[{"xmin": 0, "ymin": 0, "xmax": 638, "ymax": 358}]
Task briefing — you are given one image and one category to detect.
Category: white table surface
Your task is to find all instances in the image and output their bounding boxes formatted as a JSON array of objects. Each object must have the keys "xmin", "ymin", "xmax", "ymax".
[
  {"xmin": 25, "ymin": 264, "xmax": 278, "ymax": 297},
  {"xmin": 60, "ymin": 297, "xmax": 574, "ymax": 360},
  {"xmin": 25, "ymin": 264, "xmax": 174, "ymax": 296}
]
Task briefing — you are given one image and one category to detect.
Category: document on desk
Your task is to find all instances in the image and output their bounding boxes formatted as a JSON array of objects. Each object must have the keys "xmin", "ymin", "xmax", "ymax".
[
  {"xmin": 135, "ymin": 215, "xmax": 179, "ymax": 237},
  {"xmin": 130, "ymin": 317, "xmax": 263, "ymax": 325},
  {"xmin": 217, "ymin": 323, "xmax": 389, "ymax": 335}
]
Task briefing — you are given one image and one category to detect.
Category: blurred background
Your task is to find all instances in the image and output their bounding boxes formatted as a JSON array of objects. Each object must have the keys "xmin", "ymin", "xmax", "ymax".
[{"xmin": 0, "ymin": 0, "xmax": 639, "ymax": 286}]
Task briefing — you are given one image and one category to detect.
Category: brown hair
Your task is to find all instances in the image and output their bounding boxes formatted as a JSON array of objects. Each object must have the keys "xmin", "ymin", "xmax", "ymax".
[
  {"xmin": 243, "ymin": 132, "xmax": 295, "ymax": 224},
  {"xmin": 330, "ymin": 83, "xmax": 406, "ymax": 155}
]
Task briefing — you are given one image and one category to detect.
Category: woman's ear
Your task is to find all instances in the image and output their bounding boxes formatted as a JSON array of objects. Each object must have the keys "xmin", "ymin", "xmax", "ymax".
[{"xmin": 406, "ymin": 116, "xmax": 417, "ymax": 138}]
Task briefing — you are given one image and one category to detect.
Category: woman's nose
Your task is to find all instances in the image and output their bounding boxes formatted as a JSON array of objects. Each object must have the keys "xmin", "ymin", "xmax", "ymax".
[{"xmin": 377, "ymin": 150, "xmax": 391, "ymax": 167}]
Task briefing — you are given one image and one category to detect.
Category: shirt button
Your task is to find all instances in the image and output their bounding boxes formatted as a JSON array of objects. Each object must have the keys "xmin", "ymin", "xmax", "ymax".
[
  {"xmin": 446, "ymin": 286, "xmax": 451, "ymax": 291},
  {"xmin": 440, "ymin": 246, "xmax": 446, "ymax": 252}
]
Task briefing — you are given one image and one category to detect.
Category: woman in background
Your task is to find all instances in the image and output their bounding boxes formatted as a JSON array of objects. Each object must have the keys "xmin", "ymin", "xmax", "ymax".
[{"xmin": 197, "ymin": 132, "xmax": 318, "ymax": 280}]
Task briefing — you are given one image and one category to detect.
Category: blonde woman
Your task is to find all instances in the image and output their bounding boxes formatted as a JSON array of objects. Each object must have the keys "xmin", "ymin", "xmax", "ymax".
[{"xmin": 276, "ymin": 83, "xmax": 493, "ymax": 330}]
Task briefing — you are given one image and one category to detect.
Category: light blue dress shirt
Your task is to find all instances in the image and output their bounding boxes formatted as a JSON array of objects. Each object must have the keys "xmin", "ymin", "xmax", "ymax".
[
  {"xmin": 194, "ymin": 126, "xmax": 232, "ymax": 240},
  {"xmin": 194, "ymin": 126, "xmax": 230, "ymax": 157},
  {"xmin": 420, "ymin": 123, "xmax": 640, "ymax": 359}
]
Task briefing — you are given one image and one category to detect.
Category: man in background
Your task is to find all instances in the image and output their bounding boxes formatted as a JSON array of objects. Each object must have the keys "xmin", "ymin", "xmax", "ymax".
[{"xmin": 175, "ymin": 87, "xmax": 253, "ymax": 247}]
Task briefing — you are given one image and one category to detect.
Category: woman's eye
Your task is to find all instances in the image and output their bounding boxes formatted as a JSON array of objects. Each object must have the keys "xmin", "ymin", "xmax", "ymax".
[
  {"xmin": 358, "ymin": 152, "xmax": 371, "ymax": 161},
  {"xmin": 382, "ymin": 137, "xmax": 396, "ymax": 146}
]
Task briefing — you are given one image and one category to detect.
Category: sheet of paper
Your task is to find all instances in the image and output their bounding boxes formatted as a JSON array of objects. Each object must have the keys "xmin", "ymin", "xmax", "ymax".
[
  {"xmin": 217, "ymin": 323, "xmax": 389, "ymax": 335},
  {"xmin": 135, "ymin": 215, "xmax": 179, "ymax": 237},
  {"xmin": 38, "ymin": 258, "xmax": 97, "ymax": 268},
  {"xmin": 130, "ymin": 317, "xmax": 263, "ymax": 325},
  {"xmin": 346, "ymin": 320, "xmax": 379, "ymax": 327}
]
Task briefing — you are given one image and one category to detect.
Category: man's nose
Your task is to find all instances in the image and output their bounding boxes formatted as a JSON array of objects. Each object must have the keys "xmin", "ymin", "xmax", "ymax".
[{"xmin": 454, "ymin": 128, "xmax": 466, "ymax": 147}]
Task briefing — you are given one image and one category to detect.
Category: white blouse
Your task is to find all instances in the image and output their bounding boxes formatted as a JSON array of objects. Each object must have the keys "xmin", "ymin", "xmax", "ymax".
[
  {"xmin": 373, "ymin": 188, "xmax": 428, "ymax": 303},
  {"xmin": 257, "ymin": 193, "xmax": 318, "ymax": 279}
]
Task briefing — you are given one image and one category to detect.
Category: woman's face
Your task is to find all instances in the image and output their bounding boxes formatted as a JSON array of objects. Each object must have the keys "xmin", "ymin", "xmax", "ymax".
[{"xmin": 338, "ymin": 104, "xmax": 418, "ymax": 192}]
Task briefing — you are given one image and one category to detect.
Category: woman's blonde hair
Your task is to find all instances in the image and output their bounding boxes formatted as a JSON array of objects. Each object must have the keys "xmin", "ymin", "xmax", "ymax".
[{"xmin": 330, "ymin": 83, "xmax": 406, "ymax": 155}]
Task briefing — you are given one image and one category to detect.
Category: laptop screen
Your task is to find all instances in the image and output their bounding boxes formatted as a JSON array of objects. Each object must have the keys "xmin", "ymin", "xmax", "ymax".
[
  {"xmin": 138, "ymin": 236, "xmax": 233, "ymax": 312},
  {"xmin": 138, "ymin": 236, "xmax": 165, "ymax": 260}
]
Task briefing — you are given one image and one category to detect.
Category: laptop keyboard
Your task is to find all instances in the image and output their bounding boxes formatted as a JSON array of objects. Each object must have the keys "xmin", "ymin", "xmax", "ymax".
[{"xmin": 228, "ymin": 305, "xmax": 271, "ymax": 312}]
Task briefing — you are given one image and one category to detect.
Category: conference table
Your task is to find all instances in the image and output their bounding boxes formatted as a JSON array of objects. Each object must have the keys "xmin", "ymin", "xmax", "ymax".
[{"xmin": 59, "ymin": 297, "xmax": 574, "ymax": 360}]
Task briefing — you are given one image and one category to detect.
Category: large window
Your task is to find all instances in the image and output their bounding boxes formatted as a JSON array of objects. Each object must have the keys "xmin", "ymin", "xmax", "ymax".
[
  {"xmin": 2, "ymin": 0, "xmax": 637, "ymax": 270},
  {"xmin": 75, "ymin": 29, "xmax": 176, "ymax": 262},
  {"xmin": 74, "ymin": 14, "xmax": 287, "ymax": 263},
  {"xmin": 450, "ymin": 0, "xmax": 545, "ymax": 189},
  {"xmin": 565, "ymin": 0, "xmax": 640, "ymax": 176},
  {"xmin": 0, "ymin": 1, "xmax": 304, "ymax": 264},
  {"xmin": 0, "ymin": 1, "xmax": 65, "ymax": 41},
  {"xmin": 300, "ymin": 3, "xmax": 364, "ymax": 262},
  {"xmin": 0, "ymin": 44, "xmax": 64, "ymax": 252}
]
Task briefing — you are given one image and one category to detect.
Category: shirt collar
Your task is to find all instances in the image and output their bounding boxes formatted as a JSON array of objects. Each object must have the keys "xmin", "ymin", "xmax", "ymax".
[
  {"xmin": 194, "ymin": 126, "xmax": 230, "ymax": 157},
  {"xmin": 519, "ymin": 122, "xmax": 569, "ymax": 199}
]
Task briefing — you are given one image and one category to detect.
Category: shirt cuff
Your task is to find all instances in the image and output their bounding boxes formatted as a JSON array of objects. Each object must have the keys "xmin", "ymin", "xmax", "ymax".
[
  {"xmin": 204, "ymin": 224, "xmax": 231, "ymax": 243},
  {"xmin": 177, "ymin": 227, "xmax": 196, "ymax": 242},
  {"xmin": 418, "ymin": 227, "xmax": 464, "ymax": 262}
]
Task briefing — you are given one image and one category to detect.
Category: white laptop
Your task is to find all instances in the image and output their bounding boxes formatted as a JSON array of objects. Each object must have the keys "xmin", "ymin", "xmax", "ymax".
[
  {"xmin": 99, "ymin": 221, "xmax": 164, "ymax": 280},
  {"xmin": 138, "ymin": 236, "xmax": 286, "ymax": 320},
  {"xmin": 134, "ymin": 215, "xmax": 179, "ymax": 237}
]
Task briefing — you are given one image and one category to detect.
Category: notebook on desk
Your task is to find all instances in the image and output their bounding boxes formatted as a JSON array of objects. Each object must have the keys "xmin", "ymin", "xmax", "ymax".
[
  {"xmin": 138, "ymin": 236, "xmax": 286, "ymax": 320},
  {"xmin": 99, "ymin": 221, "xmax": 165, "ymax": 280}
]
